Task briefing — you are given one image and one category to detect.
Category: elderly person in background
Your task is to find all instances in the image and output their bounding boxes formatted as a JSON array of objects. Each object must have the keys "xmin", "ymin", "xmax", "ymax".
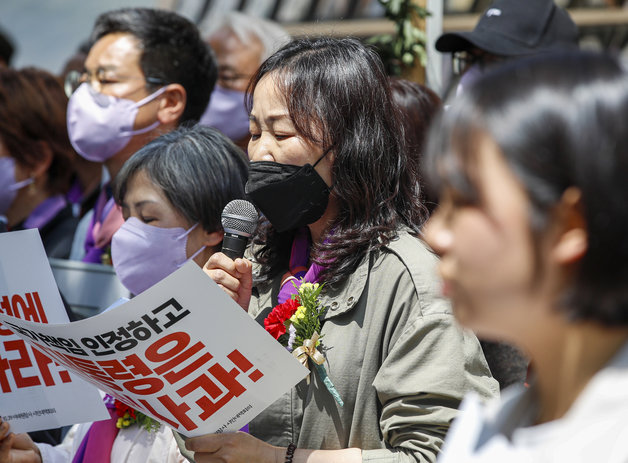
[{"xmin": 199, "ymin": 11, "xmax": 290, "ymax": 150}]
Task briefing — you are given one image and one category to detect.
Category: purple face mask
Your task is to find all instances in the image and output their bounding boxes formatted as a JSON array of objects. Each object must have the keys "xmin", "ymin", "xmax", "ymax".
[
  {"xmin": 111, "ymin": 217, "xmax": 206, "ymax": 295},
  {"xmin": 0, "ymin": 157, "xmax": 34, "ymax": 215},
  {"xmin": 67, "ymin": 83, "xmax": 167, "ymax": 162},
  {"xmin": 199, "ymin": 85, "xmax": 250, "ymax": 141}
]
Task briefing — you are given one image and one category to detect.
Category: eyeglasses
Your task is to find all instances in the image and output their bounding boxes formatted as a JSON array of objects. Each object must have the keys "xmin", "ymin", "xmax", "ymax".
[
  {"xmin": 452, "ymin": 51, "xmax": 505, "ymax": 76},
  {"xmin": 64, "ymin": 69, "xmax": 168, "ymax": 98}
]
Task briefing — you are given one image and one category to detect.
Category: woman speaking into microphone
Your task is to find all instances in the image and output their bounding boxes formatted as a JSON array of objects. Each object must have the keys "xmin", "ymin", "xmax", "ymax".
[{"xmin": 190, "ymin": 37, "xmax": 498, "ymax": 463}]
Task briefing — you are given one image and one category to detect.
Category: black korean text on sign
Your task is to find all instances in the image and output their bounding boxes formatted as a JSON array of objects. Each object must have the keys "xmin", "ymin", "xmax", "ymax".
[{"xmin": 79, "ymin": 298, "xmax": 190, "ymax": 356}]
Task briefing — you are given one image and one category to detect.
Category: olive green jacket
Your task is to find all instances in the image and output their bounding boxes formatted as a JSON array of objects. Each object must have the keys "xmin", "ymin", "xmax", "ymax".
[{"xmin": 177, "ymin": 231, "xmax": 498, "ymax": 462}]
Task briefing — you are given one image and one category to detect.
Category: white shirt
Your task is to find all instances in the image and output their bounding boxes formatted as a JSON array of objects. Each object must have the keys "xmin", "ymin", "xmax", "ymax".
[
  {"xmin": 438, "ymin": 341, "xmax": 628, "ymax": 463},
  {"xmin": 37, "ymin": 422, "xmax": 185, "ymax": 463}
]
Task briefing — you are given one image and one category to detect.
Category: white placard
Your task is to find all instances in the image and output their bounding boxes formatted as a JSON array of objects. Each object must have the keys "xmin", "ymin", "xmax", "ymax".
[
  {"xmin": 0, "ymin": 229, "xmax": 109, "ymax": 433},
  {"xmin": 0, "ymin": 260, "xmax": 308, "ymax": 437}
]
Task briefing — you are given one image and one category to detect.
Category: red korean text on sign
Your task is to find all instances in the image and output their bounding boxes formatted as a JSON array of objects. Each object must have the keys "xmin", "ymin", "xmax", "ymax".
[
  {"xmin": 0, "ymin": 292, "xmax": 73, "ymax": 392},
  {"xmin": 51, "ymin": 330, "xmax": 264, "ymax": 432}
]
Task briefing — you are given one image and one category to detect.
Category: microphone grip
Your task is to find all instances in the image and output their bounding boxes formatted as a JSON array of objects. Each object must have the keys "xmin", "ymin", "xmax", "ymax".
[{"xmin": 221, "ymin": 232, "xmax": 248, "ymax": 260}]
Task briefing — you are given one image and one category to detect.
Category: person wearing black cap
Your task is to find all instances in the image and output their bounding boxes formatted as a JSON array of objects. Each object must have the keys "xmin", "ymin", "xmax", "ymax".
[
  {"xmin": 436, "ymin": 0, "xmax": 578, "ymax": 95},
  {"xmin": 433, "ymin": 0, "xmax": 579, "ymax": 394},
  {"xmin": 425, "ymin": 49, "xmax": 628, "ymax": 463}
]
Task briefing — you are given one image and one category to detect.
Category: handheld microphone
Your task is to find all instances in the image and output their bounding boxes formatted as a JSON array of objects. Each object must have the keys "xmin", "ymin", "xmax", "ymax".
[{"xmin": 220, "ymin": 199, "xmax": 259, "ymax": 260}]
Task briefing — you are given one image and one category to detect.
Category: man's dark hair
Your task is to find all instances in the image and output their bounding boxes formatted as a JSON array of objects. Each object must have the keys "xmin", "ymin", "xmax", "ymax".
[{"xmin": 91, "ymin": 8, "xmax": 216, "ymax": 123}]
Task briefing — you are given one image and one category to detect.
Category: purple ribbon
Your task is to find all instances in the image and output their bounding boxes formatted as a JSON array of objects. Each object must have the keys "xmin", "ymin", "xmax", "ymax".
[
  {"xmin": 277, "ymin": 228, "xmax": 326, "ymax": 304},
  {"xmin": 71, "ymin": 396, "xmax": 118, "ymax": 463}
]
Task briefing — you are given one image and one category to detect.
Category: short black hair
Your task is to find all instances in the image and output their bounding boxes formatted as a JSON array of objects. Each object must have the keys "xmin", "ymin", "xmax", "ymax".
[
  {"xmin": 426, "ymin": 51, "xmax": 628, "ymax": 326},
  {"xmin": 91, "ymin": 8, "xmax": 216, "ymax": 124},
  {"xmin": 113, "ymin": 125, "xmax": 249, "ymax": 235}
]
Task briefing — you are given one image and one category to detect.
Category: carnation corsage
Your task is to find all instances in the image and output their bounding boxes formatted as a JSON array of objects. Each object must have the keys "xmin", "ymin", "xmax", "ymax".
[
  {"xmin": 264, "ymin": 282, "xmax": 343, "ymax": 406},
  {"xmin": 109, "ymin": 396, "xmax": 161, "ymax": 432}
]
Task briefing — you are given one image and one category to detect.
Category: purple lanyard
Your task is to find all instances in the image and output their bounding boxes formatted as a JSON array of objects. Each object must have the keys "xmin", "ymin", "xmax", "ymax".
[{"xmin": 277, "ymin": 228, "xmax": 326, "ymax": 304}]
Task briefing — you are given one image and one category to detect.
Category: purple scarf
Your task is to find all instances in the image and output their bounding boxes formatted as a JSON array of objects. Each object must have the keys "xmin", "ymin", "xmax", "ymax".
[
  {"xmin": 71, "ymin": 395, "xmax": 118, "ymax": 463},
  {"xmin": 277, "ymin": 228, "xmax": 325, "ymax": 304},
  {"xmin": 82, "ymin": 187, "xmax": 124, "ymax": 264},
  {"xmin": 22, "ymin": 195, "xmax": 67, "ymax": 230}
]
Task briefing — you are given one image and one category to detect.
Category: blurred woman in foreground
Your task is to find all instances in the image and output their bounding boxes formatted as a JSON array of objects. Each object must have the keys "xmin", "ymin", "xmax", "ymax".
[{"xmin": 424, "ymin": 51, "xmax": 628, "ymax": 462}]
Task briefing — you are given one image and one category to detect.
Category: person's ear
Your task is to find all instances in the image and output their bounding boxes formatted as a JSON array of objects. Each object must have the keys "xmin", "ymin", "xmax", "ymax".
[
  {"xmin": 156, "ymin": 83, "xmax": 187, "ymax": 125},
  {"xmin": 26, "ymin": 141, "xmax": 53, "ymax": 183},
  {"xmin": 552, "ymin": 187, "xmax": 588, "ymax": 265},
  {"xmin": 203, "ymin": 230, "xmax": 224, "ymax": 249}
]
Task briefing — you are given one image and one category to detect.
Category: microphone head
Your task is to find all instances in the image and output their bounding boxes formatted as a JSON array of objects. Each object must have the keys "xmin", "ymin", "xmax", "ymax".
[{"xmin": 221, "ymin": 199, "xmax": 258, "ymax": 237}]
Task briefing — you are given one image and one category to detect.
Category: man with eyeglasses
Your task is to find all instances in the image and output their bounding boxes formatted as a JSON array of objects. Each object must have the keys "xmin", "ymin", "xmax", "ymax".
[
  {"xmin": 66, "ymin": 7, "xmax": 217, "ymax": 265},
  {"xmin": 435, "ymin": 0, "xmax": 578, "ymax": 97}
]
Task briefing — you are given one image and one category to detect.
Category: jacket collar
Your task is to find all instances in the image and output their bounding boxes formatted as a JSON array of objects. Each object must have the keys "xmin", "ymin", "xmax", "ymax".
[{"xmin": 318, "ymin": 252, "xmax": 370, "ymax": 320}]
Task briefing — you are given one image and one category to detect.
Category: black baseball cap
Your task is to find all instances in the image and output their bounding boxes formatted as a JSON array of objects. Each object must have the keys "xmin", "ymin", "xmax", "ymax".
[{"xmin": 435, "ymin": 0, "xmax": 578, "ymax": 57}]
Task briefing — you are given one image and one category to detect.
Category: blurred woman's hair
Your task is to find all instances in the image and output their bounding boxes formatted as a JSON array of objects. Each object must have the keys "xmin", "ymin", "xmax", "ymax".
[{"xmin": 425, "ymin": 51, "xmax": 628, "ymax": 325}]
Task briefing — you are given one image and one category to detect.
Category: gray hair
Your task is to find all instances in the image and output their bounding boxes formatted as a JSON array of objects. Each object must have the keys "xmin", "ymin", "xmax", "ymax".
[
  {"xmin": 202, "ymin": 11, "xmax": 291, "ymax": 62},
  {"xmin": 113, "ymin": 125, "xmax": 249, "ymax": 234}
]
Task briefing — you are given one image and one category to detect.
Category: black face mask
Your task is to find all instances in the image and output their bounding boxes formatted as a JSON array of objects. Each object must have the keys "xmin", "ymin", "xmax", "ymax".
[{"xmin": 245, "ymin": 153, "xmax": 331, "ymax": 233}]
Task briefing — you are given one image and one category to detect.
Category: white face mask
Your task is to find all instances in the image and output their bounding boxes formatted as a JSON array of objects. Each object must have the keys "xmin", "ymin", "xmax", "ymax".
[
  {"xmin": 67, "ymin": 83, "xmax": 167, "ymax": 162},
  {"xmin": 111, "ymin": 217, "xmax": 206, "ymax": 295}
]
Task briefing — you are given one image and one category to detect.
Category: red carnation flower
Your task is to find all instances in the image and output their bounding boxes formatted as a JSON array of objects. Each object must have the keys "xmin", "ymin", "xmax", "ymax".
[
  {"xmin": 264, "ymin": 298, "xmax": 300, "ymax": 340},
  {"xmin": 114, "ymin": 400, "xmax": 134, "ymax": 418}
]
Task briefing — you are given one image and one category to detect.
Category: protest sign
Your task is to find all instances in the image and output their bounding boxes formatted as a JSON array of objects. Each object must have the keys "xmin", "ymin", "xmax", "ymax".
[
  {"xmin": 0, "ymin": 229, "xmax": 109, "ymax": 433},
  {"xmin": 0, "ymin": 261, "xmax": 309, "ymax": 437}
]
